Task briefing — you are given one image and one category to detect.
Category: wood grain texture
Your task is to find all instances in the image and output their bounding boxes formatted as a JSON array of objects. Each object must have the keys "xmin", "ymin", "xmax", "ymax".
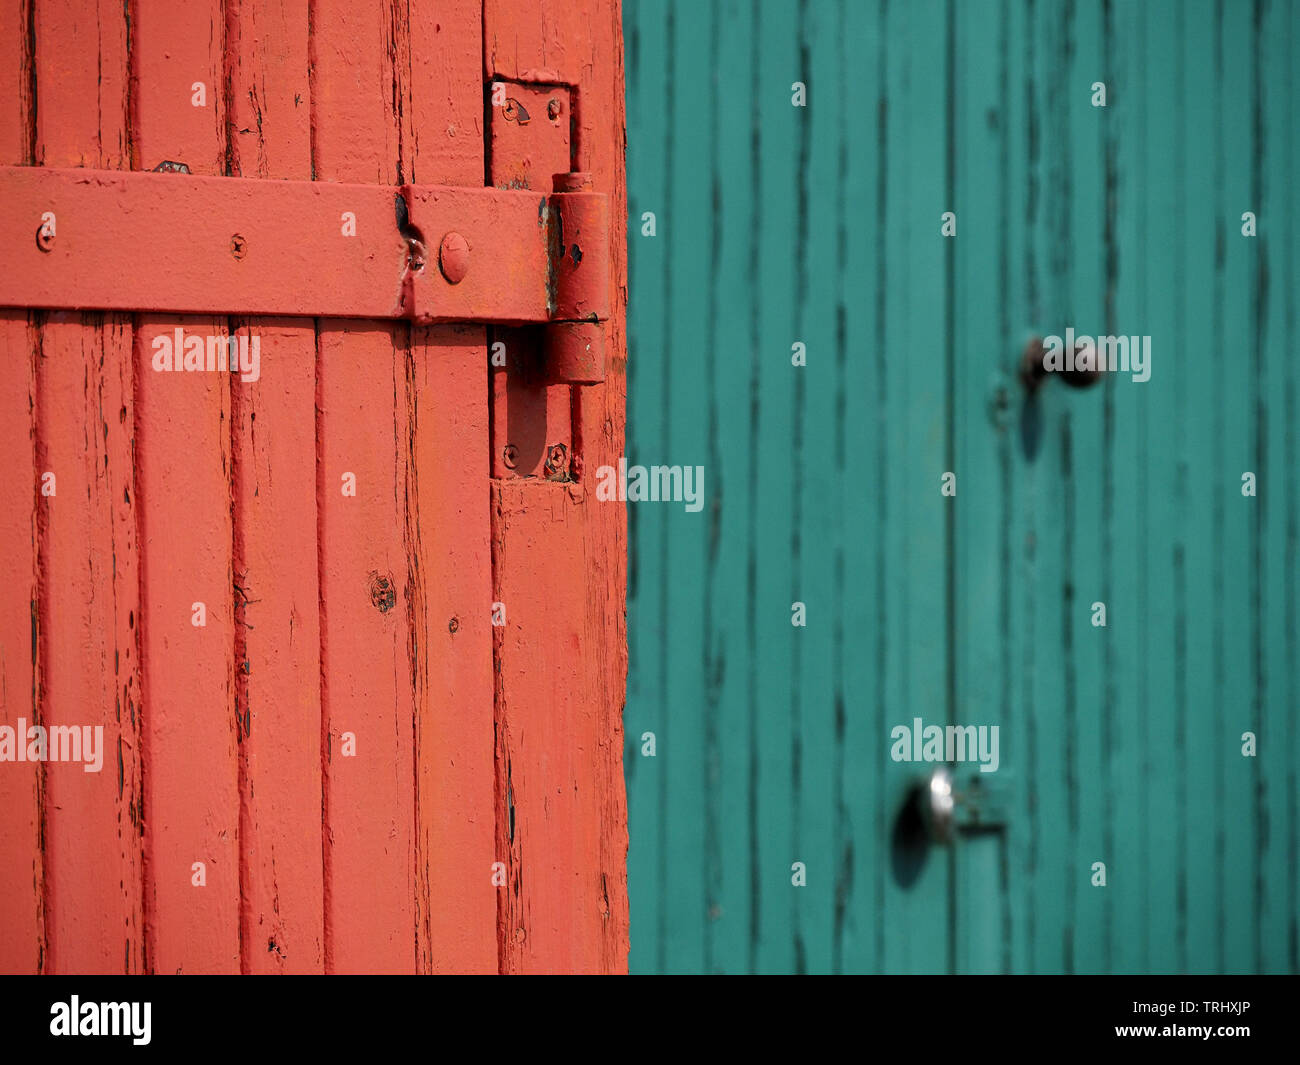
[
  {"xmin": 408, "ymin": 325, "xmax": 497, "ymax": 974},
  {"xmin": 625, "ymin": 0, "xmax": 1298, "ymax": 974},
  {"xmin": 1256, "ymin": 0, "xmax": 1297, "ymax": 977},
  {"xmin": 34, "ymin": 0, "xmax": 129, "ymax": 169},
  {"xmin": 1, "ymin": 0, "xmax": 628, "ymax": 976},
  {"xmin": 312, "ymin": 0, "xmax": 416, "ymax": 974},
  {"xmin": 406, "ymin": 3, "xmax": 497, "ymax": 973},
  {"xmin": 493, "ymin": 481, "xmax": 605, "ymax": 971},
  {"xmin": 0, "ymin": 311, "xmax": 43, "ymax": 975},
  {"xmin": 408, "ymin": 0, "xmax": 483, "ymax": 188},
  {"xmin": 489, "ymin": 0, "xmax": 629, "ymax": 974},
  {"xmin": 0, "ymin": 0, "xmax": 34, "ymax": 164},
  {"xmin": 133, "ymin": 1, "xmax": 239, "ymax": 974},
  {"xmin": 228, "ymin": 0, "xmax": 324, "ymax": 975},
  {"xmin": 316, "ymin": 321, "xmax": 416, "ymax": 973},
  {"xmin": 134, "ymin": 313, "xmax": 239, "ymax": 976},
  {"xmin": 37, "ymin": 316, "xmax": 143, "ymax": 974},
  {"xmin": 232, "ymin": 322, "xmax": 324, "ymax": 974},
  {"xmin": 0, "ymin": 0, "xmax": 42, "ymax": 976},
  {"xmin": 32, "ymin": 0, "xmax": 141, "ymax": 975}
]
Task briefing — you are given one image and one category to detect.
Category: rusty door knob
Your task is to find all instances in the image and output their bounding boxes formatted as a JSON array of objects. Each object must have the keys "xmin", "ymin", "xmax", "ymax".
[{"xmin": 1019, "ymin": 335, "xmax": 1104, "ymax": 393}]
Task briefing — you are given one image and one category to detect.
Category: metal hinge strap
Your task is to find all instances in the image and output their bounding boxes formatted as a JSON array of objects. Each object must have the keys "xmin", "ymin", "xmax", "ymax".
[{"xmin": 0, "ymin": 165, "xmax": 609, "ymax": 348}]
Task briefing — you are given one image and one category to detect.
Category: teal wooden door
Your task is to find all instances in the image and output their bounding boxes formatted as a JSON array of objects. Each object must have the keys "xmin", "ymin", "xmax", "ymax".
[{"xmin": 624, "ymin": 0, "xmax": 1298, "ymax": 974}]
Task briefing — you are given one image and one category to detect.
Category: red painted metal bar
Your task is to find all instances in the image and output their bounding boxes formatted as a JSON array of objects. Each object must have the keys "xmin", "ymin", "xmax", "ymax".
[{"xmin": 0, "ymin": 165, "xmax": 609, "ymax": 326}]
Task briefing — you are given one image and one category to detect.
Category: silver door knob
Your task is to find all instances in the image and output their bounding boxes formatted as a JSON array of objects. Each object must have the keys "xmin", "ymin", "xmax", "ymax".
[
  {"xmin": 921, "ymin": 767, "xmax": 957, "ymax": 843},
  {"xmin": 916, "ymin": 766, "xmax": 1009, "ymax": 843}
]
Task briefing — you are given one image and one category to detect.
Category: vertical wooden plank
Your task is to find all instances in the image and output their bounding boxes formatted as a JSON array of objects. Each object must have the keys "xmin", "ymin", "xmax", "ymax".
[
  {"xmin": 407, "ymin": 1, "xmax": 497, "ymax": 974},
  {"xmin": 837, "ymin": 0, "xmax": 887, "ymax": 976},
  {"xmin": 1256, "ymin": 0, "xmax": 1298, "ymax": 976},
  {"xmin": 231, "ymin": 322, "xmax": 323, "ymax": 975},
  {"xmin": 1166, "ymin": 6, "xmax": 1192, "ymax": 976},
  {"xmin": 408, "ymin": 326, "xmax": 496, "ymax": 973},
  {"xmin": 32, "ymin": 0, "xmax": 142, "ymax": 975},
  {"xmin": 623, "ymin": 0, "xmax": 669, "ymax": 976},
  {"xmin": 490, "ymin": 0, "xmax": 629, "ymax": 974},
  {"xmin": 316, "ymin": 322, "xmax": 414, "ymax": 973},
  {"xmin": 132, "ymin": 0, "xmax": 239, "ymax": 973},
  {"xmin": 794, "ymin": 0, "xmax": 841, "ymax": 974},
  {"xmin": 876, "ymin": 0, "xmax": 951, "ymax": 975},
  {"xmin": 957, "ymin": 0, "xmax": 1071, "ymax": 976},
  {"xmin": 310, "ymin": 0, "xmax": 402, "ymax": 186},
  {"xmin": 130, "ymin": 1, "xmax": 226, "ymax": 174},
  {"xmin": 0, "ymin": 0, "xmax": 41, "ymax": 977},
  {"xmin": 227, "ymin": 0, "xmax": 323, "ymax": 975},
  {"xmin": 0, "ymin": 313, "xmax": 42, "ymax": 975},
  {"xmin": 134, "ymin": 316, "xmax": 238, "ymax": 975},
  {"xmin": 34, "ymin": 0, "xmax": 130, "ymax": 169},
  {"xmin": 1274, "ymin": 0, "xmax": 1300, "ymax": 978},
  {"xmin": 1180, "ymin": 0, "xmax": 1223, "ymax": 975},
  {"xmin": 493, "ymin": 484, "xmax": 602, "ymax": 972},
  {"xmin": 1064, "ymin": 0, "xmax": 1107, "ymax": 975},
  {"xmin": 1131, "ymin": 0, "xmax": 1183, "ymax": 972},
  {"xmin": 36, "ymin": 318, "xmax": 143, "ymax": 974},
  {"xmin": 953, "ymin": 0, "xmax": 1014, "ymax": 976},
  {"xmin": 751, "ymin": 0, "xmax": 798, "ymax": 976},
  {"xmin": 312, "ymin": 0, "xmax": 415, "ymax": 975},
  {"xmin": 699, "ymin": 0, "xmax": 724, "ymax": 976},
  {"xmin": 1035, "ymin": 0, "xmax": 1069, "ymax": 977},
  {"xmin": 1216, "ymin": 0, "xmax": 1258, "ymax": 975},
  {"xmin": 1253, "ymin": 0, "xmax": 1293, "ymax": 976},
  {"xmin": 1003, "ymin": 0, "xmax": 1070, "ymax": 976},
  {"xmin": 228, "ymin": 0, "xmax": 311, "ymax": 179},
  {"xmin": 0, "ymin": 0, "xmax": 34, "ymax": 164},
  {"xmin": 704, "ymin": 0, "xmax": 759, "ymax": 973},
  {"xmin": 1067, "ymin": 0, "xmax": 1107, "ymax": 975},
  {"xmin": 662, "ymin": 0, "xmax": 708, "ymax": 976},
  {"xmin": 998, "ymin": 0, "xmax": 1033, "ymax": 975},
  {"xmin": 1103, "ymin": 0, "xmax": 1147, "ymax": 975},
  {"xmin": 408, "ymin": 1, "xmax": 482, "ymax": 187}
]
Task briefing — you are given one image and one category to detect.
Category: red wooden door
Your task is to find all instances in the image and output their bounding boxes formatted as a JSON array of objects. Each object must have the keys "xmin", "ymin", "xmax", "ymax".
[{"xmin": 0, "ymin": 0, "xmax": 627, "ymax": 975}]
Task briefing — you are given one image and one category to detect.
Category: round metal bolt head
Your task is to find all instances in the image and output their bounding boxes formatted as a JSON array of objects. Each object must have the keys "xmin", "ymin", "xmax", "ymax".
[
  {"xmin": 502, "ymin": 444, "xmax": 519, "ymax": 470},
  {"xmin": 230, "ymin": 233, "xmax": 247, "ymax": 260},
  {"xmin": 547, "ymin": 98, "xmax": 562, "ymax": 120},
  {"xmin": 36, "ymin": 224, "xmax": 54, "ymax": 252},
  {"xmin": 439, "ymin": 232, "xmax": 470, "ymax": 284}
]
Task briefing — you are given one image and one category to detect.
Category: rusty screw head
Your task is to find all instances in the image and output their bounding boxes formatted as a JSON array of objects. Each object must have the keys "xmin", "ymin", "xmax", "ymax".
[
  {"xmin": 502, "ymin": 444, "xmax": 519, "ymax": 470},
  {"xmin": 544, "ymin": 442, "xmax": 568, "ymax": 476},
  {"xmin": 407, "ymin": 237, "xmax": 427, "ymax": 273},
  {"xmin": 36, "ymin": 223, "xmax": 54, "ymax": 252},
  {"xmin": 448, "ymin": 617, "xmax": 459, "ymax": 634},
  {"xmin": 439, "ymin": 232, "xmax": 470, "ymax": 284},
  {"xmin": 547, "ymin": 98, "xmax": 562, "ymax": 120},
  {"xmin": 230, "ymin": 233, "xmax": 247, "ymax": 260},
  {"xmin": 502, "ymin": 98, "xmax": 530, "ymax": 124}
]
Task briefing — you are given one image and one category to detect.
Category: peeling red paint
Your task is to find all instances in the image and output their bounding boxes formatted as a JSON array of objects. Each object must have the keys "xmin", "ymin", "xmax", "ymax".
[{"xmin": 0, "ymin": 0, "xmax": 626, "ymax": 977}]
